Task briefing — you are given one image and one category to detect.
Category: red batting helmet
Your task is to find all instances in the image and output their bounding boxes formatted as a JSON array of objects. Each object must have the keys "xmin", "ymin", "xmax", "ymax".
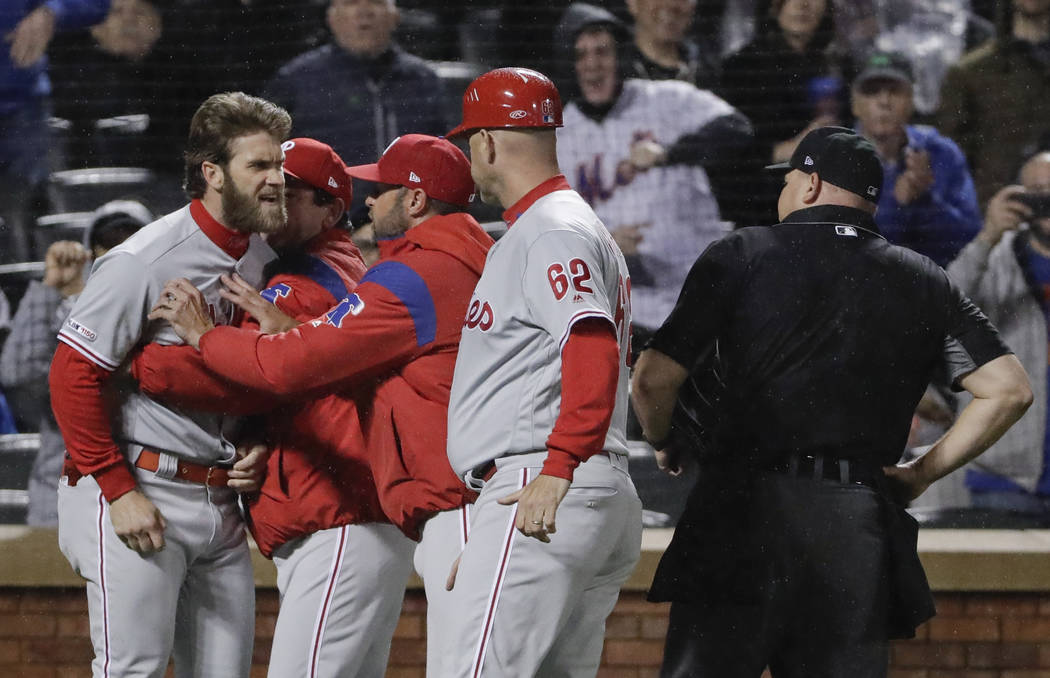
[{"xmin": 447, "ymin": 67, "xmax": 563, "ymax": 139}]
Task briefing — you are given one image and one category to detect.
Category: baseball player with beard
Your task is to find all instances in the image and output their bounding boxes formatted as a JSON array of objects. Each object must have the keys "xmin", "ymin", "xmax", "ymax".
[
  {"xmin": 442, "ymin": 67, "xmax": 642, "ymax": 678},
  {"xmin": 131, "ymin": 137, "xmax": 418, "ymax": 678},
  {"xmin": 48, "ymin": 92, "xmax": 289, "ymax": 678},
  {"xmin": 145, "ymin": 134, "xmax": 492, "ymax": 678}
]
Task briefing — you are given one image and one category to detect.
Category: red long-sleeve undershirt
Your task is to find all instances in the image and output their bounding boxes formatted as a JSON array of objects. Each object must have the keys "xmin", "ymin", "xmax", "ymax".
[
  {"xmin": 49, "ymin": 343, "xmax": 137, "ymax": 500},
  {"xmin": 542, "ymin": 317, "xmax": 620, "ymax": 480}
]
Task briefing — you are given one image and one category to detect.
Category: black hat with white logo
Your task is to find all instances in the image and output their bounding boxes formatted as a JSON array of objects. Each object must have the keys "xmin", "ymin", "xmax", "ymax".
[{"xmin": 766, "ymin": 126, "xmax": 883, "ymax": 204}]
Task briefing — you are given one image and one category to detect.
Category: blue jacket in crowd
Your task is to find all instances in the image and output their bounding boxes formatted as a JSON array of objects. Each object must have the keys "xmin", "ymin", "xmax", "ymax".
[
  {"xmin": 871, "ymin": 124, "xmax": 982, "ymax": 268},
  {"xmin": 1, "ymin": 0, "xmax": 109, "ymax": 115},
  {"xmin": 264, "ymin": 42, "xmax": 447, "ymax": 172}
]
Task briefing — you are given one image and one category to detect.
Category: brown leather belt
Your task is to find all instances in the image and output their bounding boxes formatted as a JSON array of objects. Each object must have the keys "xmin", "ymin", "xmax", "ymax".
[{"xmin": 136, "ymin": 450, "xmax": 232, "ymax": 487}]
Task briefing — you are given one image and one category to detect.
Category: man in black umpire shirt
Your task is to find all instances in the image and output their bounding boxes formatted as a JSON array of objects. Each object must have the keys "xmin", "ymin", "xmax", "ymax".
[{"xmin": 631, "ymin": 127, "xmax": 1033, "ymax": 678}]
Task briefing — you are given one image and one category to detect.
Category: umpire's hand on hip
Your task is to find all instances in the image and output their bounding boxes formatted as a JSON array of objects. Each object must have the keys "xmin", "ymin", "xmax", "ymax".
[
  {"xmin": 109, "ymin": 489, "xmax": 168, "ymax": 554},
  {"xmin": 498, "ymin": 474, "xmax": 571, "ymax": 543}
]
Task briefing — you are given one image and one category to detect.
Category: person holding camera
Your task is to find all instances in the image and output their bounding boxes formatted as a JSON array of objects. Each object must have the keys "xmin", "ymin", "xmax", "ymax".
[{"xmin": 946, "ymin": 150, "xmax": 1050, "ymax": 516}]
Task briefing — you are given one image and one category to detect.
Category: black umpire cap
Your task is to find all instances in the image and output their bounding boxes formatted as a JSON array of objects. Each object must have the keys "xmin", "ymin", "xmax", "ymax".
[{"xmin": 766, "ymin": 126, "xmax": 883, "ymax": 204}]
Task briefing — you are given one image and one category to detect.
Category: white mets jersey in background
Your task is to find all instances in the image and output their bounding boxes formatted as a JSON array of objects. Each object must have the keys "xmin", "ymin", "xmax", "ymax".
[
  {"xmin": 57, "ymin": 203, "xmax": 274, "ymax": 465},
  {"xmin": 446, "ymin": 181, "xmax": 631, "ymax": 477},
  {"xmin": 557, "ymin": 77, "xmax": 735, "ymax": 329}
]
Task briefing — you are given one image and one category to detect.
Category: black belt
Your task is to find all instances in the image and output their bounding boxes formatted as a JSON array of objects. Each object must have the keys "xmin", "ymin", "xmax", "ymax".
[{"xmin": 767, "ymin": 453, "xmax": 881, "ymax": 489}]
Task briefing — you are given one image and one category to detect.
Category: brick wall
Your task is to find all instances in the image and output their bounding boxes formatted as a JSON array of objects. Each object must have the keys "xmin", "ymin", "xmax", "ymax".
[{"xmin": 1, "ymin": 588, "xmax": 1049, "ymax": 677}]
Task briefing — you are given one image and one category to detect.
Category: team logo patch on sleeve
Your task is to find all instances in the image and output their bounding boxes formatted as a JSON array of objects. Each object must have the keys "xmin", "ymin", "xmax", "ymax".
[
  {"xmin": 322, "ymin": 294, "xmax": 365, "ymax": 328},
  {"xmin": 66, "ymin": 317, "xmax": 97, "ymax": 342},
  {"xmin": 261, "ymin": 283, "xmax": 292, "ymax": 305}
]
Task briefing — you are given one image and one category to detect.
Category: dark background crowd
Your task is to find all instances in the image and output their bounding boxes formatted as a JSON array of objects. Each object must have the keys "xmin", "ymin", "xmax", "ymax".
[{"xmin": 2, "ymin": 0, "xmax": 1050, "ymax": 526}]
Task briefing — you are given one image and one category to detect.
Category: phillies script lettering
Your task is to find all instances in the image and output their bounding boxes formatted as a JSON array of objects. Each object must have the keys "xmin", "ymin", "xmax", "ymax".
[{"xmin": 464, "ymin": 298, "xmax": 494, "ymax": 331}]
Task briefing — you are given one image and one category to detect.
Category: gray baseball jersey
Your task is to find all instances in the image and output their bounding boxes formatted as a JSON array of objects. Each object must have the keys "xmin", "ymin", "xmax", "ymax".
[
  {"xmin": 557, "ymin": 78, "xmax": 734, "ymax": 329},
  {"xmin": 58, "ymin": 203, "xmax": 272, "ymax": 465},
  {"xmin": 443, "ymin": 180, "xmax": 641, "ymax": 677},
  {"xmin": 446, "ymin": 183, "xmax": 632, "ymax": 477},
  {"xmin": 55, "ymin": 201, "xmax": 273, "ymax": 678}
]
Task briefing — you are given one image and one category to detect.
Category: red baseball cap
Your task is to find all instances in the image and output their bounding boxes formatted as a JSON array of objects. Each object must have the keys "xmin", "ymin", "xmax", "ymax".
[
  {"xmin": 281, "ymin": 138, "xmax": 353, "ymax": 207},
  {"xmin": 346, "ymin": 134, "xmax": 474, "ymax": 207}
]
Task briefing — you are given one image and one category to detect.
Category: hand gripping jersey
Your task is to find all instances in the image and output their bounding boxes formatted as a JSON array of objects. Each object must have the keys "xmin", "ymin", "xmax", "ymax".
[
  {"xmin": 557, "ymin": 78, "xmax": 734, "ymax": 329},
  {"xmin": 447, "ymin": 176, "xmax": 632, "ymax": 476}
]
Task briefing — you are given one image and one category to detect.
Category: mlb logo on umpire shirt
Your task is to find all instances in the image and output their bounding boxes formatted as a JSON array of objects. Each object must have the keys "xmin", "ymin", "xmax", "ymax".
[{"xmin": 835, "ymin": 225, "xmax": 858, "ymax": 237}]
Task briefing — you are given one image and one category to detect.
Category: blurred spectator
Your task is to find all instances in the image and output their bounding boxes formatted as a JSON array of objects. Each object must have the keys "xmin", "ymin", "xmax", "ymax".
[
  {"xmin": 870, "ymin": 0, "xmax": 994, "ymax": 115},
  {"xmin": 555, "ymin": 3, "xmax": 751, "ymax": 334},
  {"xmin": 624, "ymin": 0, "xmax": 721, "ymax": 90},
  {"xmin": 851, "ymin": 51, "xmax": 980, "ymax": 267},
  {"xmin": 1, "ymin": 0, "xmax": 109, "ymax": 264},
  {"xmin": 0, "ymin": 199, "xmax": 149, "ymax": 525},
  {"xmin": 0, "ymin": 290, "xmax": 13, "ymax": 435},
  {"xmin": 719, "ymin": 0, "xmax": 848, "ymax": 226},
  {"xmin": 946, "ymin": 151, "xmax": 1050, "ymax": 515},
  {"xmin": 180, "ymin": 0, "xmax": 326, "ymax": 97},
  {"xmin": 48, "ymin": 0, "xmax": 174, "ymax": 170},
  {"xmin": 48, "ymin": 0, "xmax": 325, "ymax": 177},
  {"xmin": 265, "ymin": 0, "xmax": 445, "ymax": 216},
  {"xmin": 938, "ymin": 0, "xmax": 1050, "ymax": 208}
]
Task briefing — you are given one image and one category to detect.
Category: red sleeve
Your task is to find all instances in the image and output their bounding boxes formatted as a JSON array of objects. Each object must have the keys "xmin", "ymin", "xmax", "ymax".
[
  {"xmin": 542, "ymin": 317, "xmax": 619, "ymax": 481},
  {"xmin": 130, "ymin": 344, "xmax": 280, "ymax": 415},
  {"xmin": 49, "ymin": 343, "xmax": 137, "ymax": 501},
  {"xmin": 267, "ymin": 273, "xmax": 341, "ymax": 322},
  {"xmin": 198, "ymin": 280, "xmax": 427, "ymax": 397}
]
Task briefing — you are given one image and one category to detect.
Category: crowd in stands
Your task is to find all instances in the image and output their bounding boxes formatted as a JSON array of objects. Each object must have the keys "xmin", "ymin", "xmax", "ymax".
[{"xmin": 1, "ymin": 0, "xmax": 1050, "ymax": 523}]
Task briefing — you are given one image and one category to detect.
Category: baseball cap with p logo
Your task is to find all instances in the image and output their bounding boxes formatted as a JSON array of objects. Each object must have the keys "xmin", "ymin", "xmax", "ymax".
[
  {"xmin": 346, "ymin": 134, "xmax": 475, "ymax": 208},
  {"xmin": 282, "ymin": 138, "xmax": 353, "ymax": 207},
  {"xmin": 766, "ymin": 126, "xmax": 884, "ymax": 204}
]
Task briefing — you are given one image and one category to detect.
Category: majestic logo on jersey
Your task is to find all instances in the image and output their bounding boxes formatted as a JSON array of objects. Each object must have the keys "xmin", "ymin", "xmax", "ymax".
[
  {"xmin": 464, "ymin": 298, "xmax": 494, "ymax": 331},
  {"xmin": 66, "ymin": 318, "xmax": 96, "ymax": 342},
  {"xmin": 260, "ymin": 283, "xmax": 292, "ymax": 305},
  {"xmin": 322, "ymin": 294, "xmax": 365, "ymax": 328},
  {"xmin": 574, "ymin": 130, "xmax": 660, "ymax": 206}
]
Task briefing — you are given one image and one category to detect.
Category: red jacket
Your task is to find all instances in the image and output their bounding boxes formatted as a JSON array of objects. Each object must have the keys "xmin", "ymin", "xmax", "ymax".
[
  {"xmin": 138, "ymin": 214, "xmax": 493, "ymax": 542},
  {"xmin": 135, "ymin": 228, "xmax": 378, "ymax": 557}
]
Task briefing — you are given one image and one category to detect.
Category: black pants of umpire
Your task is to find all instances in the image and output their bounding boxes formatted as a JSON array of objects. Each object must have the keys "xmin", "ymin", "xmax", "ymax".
[{"xmin": 657, "ymin": 470, "xmax": 890, "ymax": 678}]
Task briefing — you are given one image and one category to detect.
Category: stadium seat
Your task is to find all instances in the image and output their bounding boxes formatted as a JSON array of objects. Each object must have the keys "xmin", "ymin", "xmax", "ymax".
[
  {"xmin": 430, "ymin": 60, "xmax": 488, "ymax": 135},
  {"xmin": 34, "ymin": 212, "xmax": 94, "ymax": 254},
  {"xmin": 0, "ymin": 433, "xmax": 40, "ymax": 524},
  {"xmin": 92, "ymin": 113, "xmax": 150, "ymax": 168},
  {"xmin": 47, "ymin": 167, "xmax": 156, "ymax": 214}
]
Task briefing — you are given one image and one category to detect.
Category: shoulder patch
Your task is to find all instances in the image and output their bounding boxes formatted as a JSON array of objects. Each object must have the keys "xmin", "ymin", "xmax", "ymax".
[{"xmin": 322, "ymin": 294, "xmax": 366, "ymax": 328}]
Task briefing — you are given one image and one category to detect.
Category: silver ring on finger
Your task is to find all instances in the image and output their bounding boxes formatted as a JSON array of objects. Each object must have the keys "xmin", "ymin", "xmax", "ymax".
[{"xmin": 531, "ymin": 520, "xmax": 543, "ymax": 525}]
